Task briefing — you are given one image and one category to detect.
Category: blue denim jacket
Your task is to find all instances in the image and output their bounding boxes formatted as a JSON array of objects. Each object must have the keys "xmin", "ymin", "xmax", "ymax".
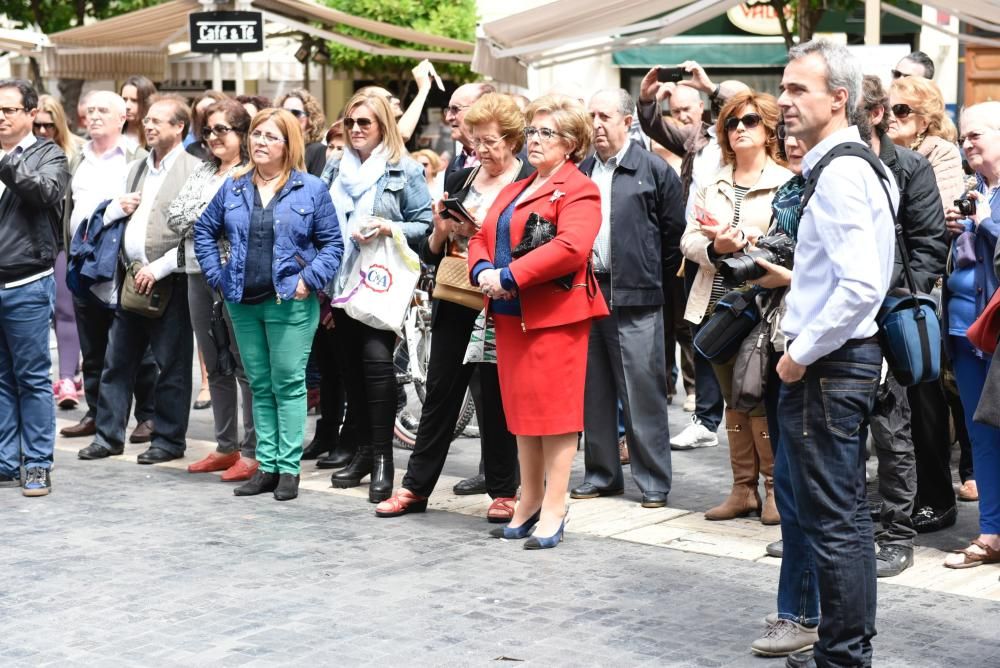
[
  {"xmin": 320, "ymin": 155, "xmax": 433, "ymax": 248},
  {"xmin": 194, "ymin": 169, "xmax": 343, "ymax": 303}
]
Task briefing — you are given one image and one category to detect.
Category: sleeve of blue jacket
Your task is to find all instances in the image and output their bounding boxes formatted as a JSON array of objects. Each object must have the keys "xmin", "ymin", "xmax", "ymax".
[
  {"xmin": 194, "ymin": 182, "xmax": 227, "ymax": 290},
  {"xmin": 300, "ymin": 181, "xmax": 343, "ymax": 291}
]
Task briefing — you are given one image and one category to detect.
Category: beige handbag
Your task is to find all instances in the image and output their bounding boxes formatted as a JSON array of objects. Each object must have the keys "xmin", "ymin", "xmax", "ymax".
[{"xmin": 433, "ymin": 255, "xmax": 483, "ymax": 311}]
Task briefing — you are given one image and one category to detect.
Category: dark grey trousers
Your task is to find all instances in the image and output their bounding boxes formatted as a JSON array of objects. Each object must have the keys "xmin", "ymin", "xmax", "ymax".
[
  {"xmin": 870, "ymin": 370, "xmax": 917, "ymax": 546},
  {"xmin": 582, "ymin": 279, "xmax": 672, "ymax": 495},
  {"xmin": 188, "ymin": 273, "xmax": 256, "ymax": 457}
]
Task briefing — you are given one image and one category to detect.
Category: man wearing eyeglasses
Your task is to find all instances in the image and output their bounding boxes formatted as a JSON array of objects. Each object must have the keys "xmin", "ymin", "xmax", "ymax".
[
  {"xmin": 77, "ymin": 94, "xmax": 200, "ymax": 466},
  {"xmin": 443, "ymin": 82, "xmax": 496, "ymax": 184},
  {"xmin": 60, "ymin": 90, "xmax": 159, "ymax": 446},
  {"xmin": 892, "ymin": 51, "xmax": 935, "ymax": 81},
  {"xmin": 0, "ymin": 79, "xmax": 71, "ymax": 496}
]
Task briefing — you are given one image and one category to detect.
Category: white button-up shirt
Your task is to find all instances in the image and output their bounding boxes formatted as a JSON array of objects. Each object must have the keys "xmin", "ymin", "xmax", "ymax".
[
  {"xmin": 782, "ymin": 125, "xmax": 898, "ymax": 366},
  {"xmin": 119, "ymin": 144, "xmax": 184, "ymax": 280},
  {"xmin": 70, "ymin": 138, "xmax": 129, "ymax": 238},
  {"xmin": 590, "ymin": 142, "xmax": 630, "ymax": 274}
]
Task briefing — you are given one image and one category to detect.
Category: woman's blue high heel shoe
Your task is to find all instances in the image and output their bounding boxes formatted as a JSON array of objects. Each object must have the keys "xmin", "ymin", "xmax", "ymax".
[
  {"xmin": 489, "ymin": 509, "xmax": 541, "ymax": 539},
  {"xmin": 523, "ymin": 511, "xmax": 569, "ymax": 550}
]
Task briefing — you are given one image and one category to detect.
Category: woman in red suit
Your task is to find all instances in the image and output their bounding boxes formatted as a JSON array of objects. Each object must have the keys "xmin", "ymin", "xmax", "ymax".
[{"xmin": 468, "ymin": 94, "xmax": 608, "ymax": 549}]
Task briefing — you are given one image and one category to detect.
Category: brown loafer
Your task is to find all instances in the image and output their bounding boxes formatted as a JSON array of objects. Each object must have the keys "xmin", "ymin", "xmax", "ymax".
[
  {"xmin": 188, "ymin": 451, "xmax": 240, "ymax": 474},
  {"xmin": 958, "ymin": 480, "xmax": 979, "ymax": 502},
  {"xmin": 129, "ymin": 420, "xmax": 154, "ymax": 443},
  {"xmin": 221, "ymin": 457, "xmax": 259, "ymax": 482},
  {"xmin": 60, "ymin": 417, "xmax": 96, "ymax": 438}
]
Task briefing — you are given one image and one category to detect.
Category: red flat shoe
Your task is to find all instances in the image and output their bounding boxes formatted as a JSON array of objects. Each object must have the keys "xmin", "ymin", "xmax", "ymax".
[
  {"xmin": 221, "ymin": 457, "xmax": 259, "ymax": 482},
  {"xmin": 487, "ymin": 496, "xmax": 516, "ymax": 524},
  {"xmin": 375, "ymin": 489, "xmax": 429, "ymax": 518},
  {"xmin": 187, "ymin": 451, "xmax": 240, "ymax": 473}
]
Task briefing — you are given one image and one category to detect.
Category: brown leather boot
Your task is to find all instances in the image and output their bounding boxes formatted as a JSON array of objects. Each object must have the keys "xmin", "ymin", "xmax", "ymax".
[
  {"xmin": 705, "ymin": 410, "xmax": 762, "ymax": 520},
  {"xmin": 752, "ymin": 416, "xmax": 781, "ymax": 525}
]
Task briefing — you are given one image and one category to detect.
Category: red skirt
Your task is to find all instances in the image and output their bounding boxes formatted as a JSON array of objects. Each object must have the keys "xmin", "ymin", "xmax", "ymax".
[{"xmin": 492, "ymin": 314, "xmax": 592, "ymax": 436}]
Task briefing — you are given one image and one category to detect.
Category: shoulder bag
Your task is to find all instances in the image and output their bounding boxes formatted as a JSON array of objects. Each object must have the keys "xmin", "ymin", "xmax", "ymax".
[{"xmin": 693, "ymin": 287, "xmax": 762, "ymax": 363}]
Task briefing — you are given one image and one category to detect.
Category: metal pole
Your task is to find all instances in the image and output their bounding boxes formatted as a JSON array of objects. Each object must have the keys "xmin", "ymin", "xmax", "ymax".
[
  {"xmin": 236, "ymin": 54, "xmax": 245, "ymax": 94},
  {"xmin": 212, "ymin": 54, "xmax": 223, "ymax": 91},
  {"xmin": 865, "ymin": 0, "xmax": 881, "ymax": 46}
]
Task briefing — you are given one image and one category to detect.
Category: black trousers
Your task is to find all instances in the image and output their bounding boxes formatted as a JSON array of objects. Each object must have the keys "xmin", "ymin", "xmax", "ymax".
[
  {"xmin": 402, "ymin": 300, "xmax": 518, "ymax": 498},
  {"xmin": 337, "ymin": 314, "xmax": 397, "ymax": 456},
  {"xmin": 312, "ymin": 324, "xmax": 352, "ymax": 447},
  {"xmin": 910, "ymin": 376, "xmax": 958, "ymax": 510}
]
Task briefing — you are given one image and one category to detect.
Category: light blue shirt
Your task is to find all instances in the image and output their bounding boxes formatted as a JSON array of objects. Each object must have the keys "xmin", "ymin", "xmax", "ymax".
[
  {"xmin": 590, "ymin": 142, "xmax": 629, "ymax": 273},
  {"xmin": 781, "ymin": 125, "xmax": 898, "ymax": 366}
]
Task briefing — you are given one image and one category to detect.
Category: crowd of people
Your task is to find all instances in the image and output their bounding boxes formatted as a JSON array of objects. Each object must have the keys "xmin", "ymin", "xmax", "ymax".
[{"xmin": 1, "ymin": 39, "xmax": 999, "ymax": 667}]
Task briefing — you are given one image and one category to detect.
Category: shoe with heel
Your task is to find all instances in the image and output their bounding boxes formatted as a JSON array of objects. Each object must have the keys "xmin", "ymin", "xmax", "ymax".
[
  {"xmin": 523, "ymin": 510, "xmax": 569, "ymax": 549},
  {"xmin": 489, "ymin": 509, "xmax": 541, "ymax": 539}
]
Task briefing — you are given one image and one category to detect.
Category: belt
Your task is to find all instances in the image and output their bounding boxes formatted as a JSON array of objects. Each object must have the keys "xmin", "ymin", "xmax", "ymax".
[
  {"xmin": 1, "ymin": 268, "xmax": 54, "ymax": 290},
  {"xmin": 786, "ymin": 334, "xmax": 879, "ymax": 350}
]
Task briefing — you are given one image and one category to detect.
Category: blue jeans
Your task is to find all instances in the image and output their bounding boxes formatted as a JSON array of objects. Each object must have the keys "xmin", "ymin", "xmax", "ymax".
[
  {"xmin": 778, "ymin": 340, "xmax": 881, "ymax": 667},
  {"xmin": 951, "ymin": 336, "xmax": 1000, "ymax": 534},
  {"xmin": 93, "ymin": 275, "xmax": 193, "ymax": 456},
  {"xmin": 0, "ymin": 275, "xmax": 56, "ymax": 476},
  {"xmin": 766, "ymin": 353, "xmax": 820, "ymax": 627}
]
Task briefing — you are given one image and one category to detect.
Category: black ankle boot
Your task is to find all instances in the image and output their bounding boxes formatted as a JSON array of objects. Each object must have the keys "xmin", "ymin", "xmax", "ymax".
[
  {"xmin": 316, "ymin": 440, "xmax": 356, "ymax": 469},
  {"xmin": 330, "ymin": 444, "xmax": 372, "ymax": 488},
  {"xmin": 274, "ymin": 473, "xmax": 300, "ymax": 501},
  {"xmin": 368, "ymin": 452, "xmax": 394, "ymax": 503},
  {"xmin": 234, "ymin": 471, "xmax": 279, "ymax": 496},
  {"xmin": 302, "ymin": 433, "xmax": 333, "ymax": 460}
]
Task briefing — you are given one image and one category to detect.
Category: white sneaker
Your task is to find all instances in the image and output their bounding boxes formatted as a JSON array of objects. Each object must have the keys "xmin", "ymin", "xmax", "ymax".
[
  {"xmin": 683, "ymin": 394, "xmax": 696, "ymax": 412},
  {"xmin": 669, "ymin": 418, "xmax": 719, "ymax": 450}
]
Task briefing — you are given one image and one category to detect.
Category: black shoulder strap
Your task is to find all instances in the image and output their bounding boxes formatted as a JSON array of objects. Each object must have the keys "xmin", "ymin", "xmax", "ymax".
[
  {"xmin": 798, "ymin": 141, "xmax": 918, "ymax": 296},
  {"xmin": 128, "ymin": 159, "xmax": 148, "ymax": 194}
]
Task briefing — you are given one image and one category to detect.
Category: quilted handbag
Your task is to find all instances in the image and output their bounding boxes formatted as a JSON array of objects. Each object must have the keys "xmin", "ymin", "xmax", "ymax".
[{"xmin": 433, "ymin": 255, "xmax": 483, "ymax": 311}]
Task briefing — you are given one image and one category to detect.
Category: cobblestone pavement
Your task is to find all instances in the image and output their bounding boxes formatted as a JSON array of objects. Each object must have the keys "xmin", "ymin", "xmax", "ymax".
[{"xmin": 3, "ymin": 392, "xmax": 1000, "ymax": 666}]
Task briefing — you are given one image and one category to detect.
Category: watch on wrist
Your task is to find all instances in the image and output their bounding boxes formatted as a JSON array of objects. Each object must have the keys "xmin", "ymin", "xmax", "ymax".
[{"xmin": 709, "ymin": 84, "xmax": 721, "ymax": 101}]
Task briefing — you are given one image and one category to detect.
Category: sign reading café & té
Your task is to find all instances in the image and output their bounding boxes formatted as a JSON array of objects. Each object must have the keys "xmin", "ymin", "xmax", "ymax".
[{"xmin": 189, "ymin": 11, "xmax": 264, "ymax": 53}]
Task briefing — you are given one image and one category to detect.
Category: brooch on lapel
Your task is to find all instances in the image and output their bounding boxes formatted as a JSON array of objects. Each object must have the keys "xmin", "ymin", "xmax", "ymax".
[{"xmin": 550, "ymin": 189, "xmax": 566, "ymax": 203}]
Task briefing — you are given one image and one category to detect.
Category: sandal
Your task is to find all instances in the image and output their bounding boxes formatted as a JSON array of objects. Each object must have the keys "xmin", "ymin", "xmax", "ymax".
[
  {"xmin": 375, "ymin": 489, "xmax": 428, "ymax": 518},
  {"xmin": 944, "ymin": 538, "xmax": 1000, "ymax": 569},
  {"xmin": 487, "ymin": 496, "xmax": 516, "ymax": 524}
]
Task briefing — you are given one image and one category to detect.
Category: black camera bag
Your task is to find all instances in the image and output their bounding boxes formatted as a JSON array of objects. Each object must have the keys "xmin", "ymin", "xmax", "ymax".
[{"xmin": 693, "ymin": 287, "xmax": 762, "ymax": 363}]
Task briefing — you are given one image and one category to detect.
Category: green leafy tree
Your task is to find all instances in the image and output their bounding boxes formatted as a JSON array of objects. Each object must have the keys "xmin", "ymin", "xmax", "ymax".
[
  {"xmin": 768, "ymin": 0, "xmax": 856, "ymax": 49},
  {"xmin": 321, "ymin": 0, "xmax": 477, "ymax": 92}
]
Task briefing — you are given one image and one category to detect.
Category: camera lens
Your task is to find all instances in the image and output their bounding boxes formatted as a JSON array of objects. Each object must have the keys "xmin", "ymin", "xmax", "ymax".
[{"xmin": 718, "ymin": 252, "xmax": 767, "ymax": 283}]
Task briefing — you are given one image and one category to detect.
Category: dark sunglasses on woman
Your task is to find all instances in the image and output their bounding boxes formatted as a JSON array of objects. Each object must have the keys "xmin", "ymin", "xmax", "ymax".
[
  {"xmin": 286, "ymin": 108, "xmax": 307, "ymax": 119},
  {"xmin": 724, "ymin": 112, "xmax": 762, "ymax": 133},
  {"xmin": 891, "ymin": 103, "xmax": 913, "ymax": 119},
  {"xmin": 201, "ymin": 124, "xmax": 237, "ymax": 139},
  {"xmin": 343, "ymin": 117, "xmax": 374, "ymax": 130}
]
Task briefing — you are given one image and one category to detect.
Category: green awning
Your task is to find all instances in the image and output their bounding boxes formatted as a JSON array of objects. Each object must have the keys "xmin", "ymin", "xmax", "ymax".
[{"xmin": 613, "ymin": 42, "xmax": 789, "ymax": 68}]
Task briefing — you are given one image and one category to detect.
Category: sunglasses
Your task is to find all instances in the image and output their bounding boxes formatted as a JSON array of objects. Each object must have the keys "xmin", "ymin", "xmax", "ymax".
[
  {"xmin": 891, "ymin": 69, "xmax": 910, "ymax": 80},
  {"xmin": 286, "ymin": 108, "xmax": 307, "ymax": 119},
  {"xmin": 724, "ymin": 113, "xmax": 762, "ymax": 133},
  {"xmin": 201, "ymin": 124, "xmax": 237, "ymax": 139},
  {"xmin": 891, "ymin": 103, "xmax": 914, "ymax": 119},
  {"xmin": 33, "ymin": 122, "xmax": 56, "ymax": 131},
  {"xmin": 344, "ymin": 117, "xmax": 374, "ymax": 130}
]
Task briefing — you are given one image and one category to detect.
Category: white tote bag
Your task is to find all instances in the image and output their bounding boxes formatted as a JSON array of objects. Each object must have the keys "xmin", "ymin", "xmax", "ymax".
[{"xmin": 330, "ymin": 227, "xmax": 420, "ymax": 335}]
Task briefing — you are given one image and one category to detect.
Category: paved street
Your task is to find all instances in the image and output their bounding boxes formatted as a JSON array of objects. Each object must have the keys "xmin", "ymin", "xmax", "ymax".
[{"xmin": 3, "ymin": 380, "xmax": 1000, "ymax": 666}]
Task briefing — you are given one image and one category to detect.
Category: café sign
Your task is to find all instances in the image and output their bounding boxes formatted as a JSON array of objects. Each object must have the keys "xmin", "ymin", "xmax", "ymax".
[
  {"xmin": 727, "ymin": 2, "xmax": 794, "ymax": 36},
  {"xmin": 189, "ymin": 11, "xmax": 264, "ymax": 53}
]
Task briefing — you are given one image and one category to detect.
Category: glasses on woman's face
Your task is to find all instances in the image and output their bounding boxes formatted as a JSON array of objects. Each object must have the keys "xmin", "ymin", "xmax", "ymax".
[
  {"xmin": 249, "ymin": 130, "xmax": 286, "ymax": 146},
  {"xmin": 724, "ymin": 113, "xmax": 763, "ymax": 133},
  {"xmin": 523, "ymin": 127, "xmax": 563, "ymax": 142},
  {"xmin": 285, "ymin": 108, "xmax": 307, "ymax": 119},
  {"xmin": 891, "ymin": 103, "xmax": 914, "ymax": 120},
  {"xmin": 343, "ymin": 117, "xmax": 374, "ymax": 131},
  {"xmin": 33, "ymin": 121, "xmax": 55, "ymax": 133},
  {"xmin": 201, "ymin": 124, "xmax": 236, "ymax": 139},
  {"xmin": 471, "ymin": 135, "xmax": 507, "ymax": 150}
]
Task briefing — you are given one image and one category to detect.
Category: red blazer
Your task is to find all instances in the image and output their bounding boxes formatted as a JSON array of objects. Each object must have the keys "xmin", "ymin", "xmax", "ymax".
[{"xmin": 468, "ymin": 161, "xmax": 609, "ymax": 330}]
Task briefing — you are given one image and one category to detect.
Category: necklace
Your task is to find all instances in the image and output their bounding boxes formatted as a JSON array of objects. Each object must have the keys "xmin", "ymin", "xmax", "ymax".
[{"xmin": 256, "ymin": 169, "xmax": 280, "ymax": 184}]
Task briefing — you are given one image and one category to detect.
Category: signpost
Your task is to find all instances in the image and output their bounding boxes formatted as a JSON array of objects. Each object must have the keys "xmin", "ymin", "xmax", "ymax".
[{"xmin": 189, "ymin": 10, "xmax": 264, "ymax": 93}]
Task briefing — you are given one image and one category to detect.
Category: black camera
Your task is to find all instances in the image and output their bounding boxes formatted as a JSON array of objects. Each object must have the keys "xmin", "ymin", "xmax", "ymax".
[
  {"xmin": 954, "ymin": 195, "xmax": 976, "ymax": 217},
  {"xmin": 717, "ymin": 233, "xmax": 796, "ymax": 284}
]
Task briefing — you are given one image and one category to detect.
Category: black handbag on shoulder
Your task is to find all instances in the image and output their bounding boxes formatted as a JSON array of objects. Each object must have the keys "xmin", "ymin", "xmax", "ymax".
[
  {"xmin": 510, "ymin": 212, "xmax": 574, "ymax": 290},
  {"xmin": 693, "ymin": 287, "xmax": 762, "ymax": 363}
]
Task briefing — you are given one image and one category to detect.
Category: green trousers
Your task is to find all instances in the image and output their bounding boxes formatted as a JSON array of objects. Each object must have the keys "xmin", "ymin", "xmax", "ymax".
[{"xmin": 227, "ymin": 295, "xmax": 319, "ymax": 474}]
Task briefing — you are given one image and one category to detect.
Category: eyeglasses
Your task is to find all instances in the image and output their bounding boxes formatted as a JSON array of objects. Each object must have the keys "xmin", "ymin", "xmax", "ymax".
[
  {"xmin": 85, "ymin": 106, "xmax": 113, "ymax": 116},
  {"xmin": 445, "ymin": 104, "xmax": 469, "ymax": 117},
  {"xmin": 890, "ymin": 103, "xmax": 914, "ymax": 120},
  {"xmin": 959, "ymin": 131, "xmax": 988, "ymax": 145},
  {"xmin": 142, "ymin": 117, "xmax": 172, "ymax": 127},
  {"xmin": 343, "ymin": 117, "xmax": 374, "ymax": 131},
  {"xmin": 472, "ymin": 135, "xmax": 507, "ymax": 149},
  {"xmin": 724, "ymin": 113, "xmax": 763, "ymax": 133},
  {"xmin": 201, "ymin": 124, "xmax": 237, "ymax": 139},
  {"xmin": 891, "ymin": 69, "xmax": 910, "ymax": 80},
  {"xmin": 249, "ymin": 130, "xmax": 286, "ymax": 145},
  {"xmin": 285, "ymin": 108, "xmax": 307, "ymax": 119},
  {"xmin": 0, "ymin": 106, "xmax": 25, "ymax": 117},
  {"xmin": 33, "ymin": 122, "xmax": 55, "ymax": 131},
  {"xmin": 523, "ymin": 127, "xmax": 565, "ymax": 142}
]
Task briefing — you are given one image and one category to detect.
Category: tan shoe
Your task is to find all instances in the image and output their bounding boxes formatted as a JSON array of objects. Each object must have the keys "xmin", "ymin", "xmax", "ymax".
[
  {"xmin": 751, "ymin": 619, "xmax": 818, "ymax": 657},
  {"xmin": 958, "ymin": 479, "xmax": 979, "ymax": 502},
  {"xmin": 618, "ymin": 435, "xmax": 630, "ymax": 465}
]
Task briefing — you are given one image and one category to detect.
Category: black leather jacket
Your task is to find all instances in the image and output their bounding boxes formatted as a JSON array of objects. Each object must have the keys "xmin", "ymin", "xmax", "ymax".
[
  {"xmin": 0, "ymin": 137, "xmax": 70, "ymax": 283},
  {"xmin": 578, "ymin": 141, "xmax": 685, "ymax": 307},
  {"xmin": 878, "ymin": 136, "xmax": 948, "ymax": 293}
]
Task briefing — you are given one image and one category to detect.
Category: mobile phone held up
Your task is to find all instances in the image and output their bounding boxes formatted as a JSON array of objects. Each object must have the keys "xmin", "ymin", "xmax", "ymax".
[
  {"xmin": 441, "ymin": 197, "xmax": 475, "ymax": 222},
  {"xmin": 657, "ymin": 67, "xmax": 684, "ymax": 84}
]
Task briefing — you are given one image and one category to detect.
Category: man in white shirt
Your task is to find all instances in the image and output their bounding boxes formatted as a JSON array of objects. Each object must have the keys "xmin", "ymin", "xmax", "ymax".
[
  {"xmin": 77, "ymin": 94, "xmax": 200, "ymax": 465},
  {"xmin": 61, "ymin": 90, "xmax": 159, "ymax": 444},
  {"xmin": 776, "ymin": 40, "xmax": 898, "ymax": 668}
]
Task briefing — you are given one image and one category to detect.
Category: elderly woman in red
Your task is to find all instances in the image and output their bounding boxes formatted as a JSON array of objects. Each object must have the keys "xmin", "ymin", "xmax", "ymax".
[{"xmin": 468, "ymin": 94, "xmax": 608, "ymax": 549}]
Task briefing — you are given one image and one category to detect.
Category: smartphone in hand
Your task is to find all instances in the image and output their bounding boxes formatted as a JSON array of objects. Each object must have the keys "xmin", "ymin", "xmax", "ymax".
[{"xmin": 657, "ymin": 67, "xmax": 684, "ymax": 83}]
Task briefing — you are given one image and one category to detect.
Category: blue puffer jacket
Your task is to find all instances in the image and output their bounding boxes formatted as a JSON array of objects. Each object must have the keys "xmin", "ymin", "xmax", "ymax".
[{"xmin": 194, "ymin": 169, "xmax": 343, "ymax": 303}]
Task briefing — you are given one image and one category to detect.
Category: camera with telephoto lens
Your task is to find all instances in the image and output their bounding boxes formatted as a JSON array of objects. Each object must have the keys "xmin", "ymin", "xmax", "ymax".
[
  {"xmin": 954, "ymin": 195, "xmax": 976, "ymax": 217},
  {"xmin": 717, "ymin": 232, "xmax": 796, "ymax": 284}
]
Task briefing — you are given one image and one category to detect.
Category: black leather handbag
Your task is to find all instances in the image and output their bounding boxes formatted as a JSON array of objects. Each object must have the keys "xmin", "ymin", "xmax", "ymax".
[{"xmin": 510, "ymin": 213, "xmax": 574, "ymax": 290}]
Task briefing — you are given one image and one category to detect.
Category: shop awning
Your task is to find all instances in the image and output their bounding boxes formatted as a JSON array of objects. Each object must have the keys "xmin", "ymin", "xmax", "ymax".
[
  {"xmin": 43, "ymin": 0, "xmax": 473, "ymax": 80},
  {"xmin": 0, "ymin": 28, "xmax": 49, "ymax": 55},
  {"xmin": 613, "ymin": 40, "xmax": 789, "ymax": 68}
]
